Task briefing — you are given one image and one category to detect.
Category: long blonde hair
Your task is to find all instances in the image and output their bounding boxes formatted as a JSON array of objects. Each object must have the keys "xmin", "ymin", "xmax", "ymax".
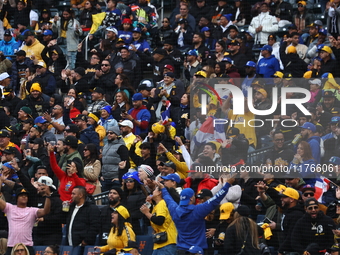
[
  {"xmin": 11, "ymin": 243, "xmax": 30, "ymax": 255},
  {"xmin": 228, "ymin": 212, "xmax": 260, "ymax": 249}
]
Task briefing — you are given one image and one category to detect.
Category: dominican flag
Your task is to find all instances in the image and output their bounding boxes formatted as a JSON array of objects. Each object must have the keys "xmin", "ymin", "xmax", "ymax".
[
  {"xmin": 190, "ymin": 116, "xmax": 226, "ymax": 154},
  {"xmin": 314, "ymin": 176, "xmax": 331, "ymax": 203},
  {"xmin": 161, "ymin": 101, "xmax": 171, "ymax": 125}
]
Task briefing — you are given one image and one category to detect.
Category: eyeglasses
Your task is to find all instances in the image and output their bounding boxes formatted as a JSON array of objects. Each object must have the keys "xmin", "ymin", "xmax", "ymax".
[
  {"xmin": 53, "ymin": 107, "xmax": 61, "ymax": 110},
  {"xmin": 298, "ymin": 4, "xmax": 304, "ymax": 7},
  {"xmin": 15, "ymin": 249, "xmax": 25, "ymax": 253},
  {"xmin": 124, "ymin": 179, "xmax": 135, "ymax": 183},
  {"xmin": 307, "ymin": 205, "xmax": 318, "ymax": 210},
  {"xmin": 83, "ymin": 148, "xmax": 88, "ymax": 151},
  {"xmin": 101, "ymin": 64, "xmax": 110, "ymax": 67},
  {"xmin": 304, "ymin": 192, "xmax": 314, "ymax": 197},
  {"xmin": 107, "ymin": 132, "xmax": 114, "ymax": 135}
]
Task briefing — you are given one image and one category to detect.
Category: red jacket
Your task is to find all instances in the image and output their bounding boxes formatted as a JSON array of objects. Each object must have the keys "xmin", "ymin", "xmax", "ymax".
[
  {"xmin": 50, "ymin": 151, "xmax": 86, "ymax": 201},
  {"xmin": 184, "ymin": 175, "xmax": 218, "ymax": 194}
]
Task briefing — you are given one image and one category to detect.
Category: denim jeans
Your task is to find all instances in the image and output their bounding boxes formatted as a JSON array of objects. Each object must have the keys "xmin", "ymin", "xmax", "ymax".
[
  {"xmin": 66, "ymin": 51, "xmax": 77, "ymax": 69},
  {"xmin": 152, "ymin": 244, "xmax": 177, "ymax": 255}
]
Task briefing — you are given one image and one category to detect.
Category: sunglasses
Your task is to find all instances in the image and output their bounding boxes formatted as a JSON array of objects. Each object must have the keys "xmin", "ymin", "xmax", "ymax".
[
  {"xmin": 298, "ymin": 4, "xmax": 304, "ymax": 7},
  {"xmin": 15, "ymin": 249, "xmax": 25, "ymax": 253},
  {"xmin": 83, "ymin": 148, "xmax": 88, "ymax": 151},
  {"xmin": 124, "ymin": 179, "xmax": 135, "ymax": 183},
  {"xmin": 101, "ymin": 64, "xmax": 110, "ymax": 67},
  {"xmin": 303, "ymin": 192, "xmax": 314, "ymax": 197},
  {"xmin": 107, "ymin": 131, "xmax": 114, "ymax": 135},
  {"xmin": 307, "ymin": 205, "xmax": 318, "ymax": 210}
]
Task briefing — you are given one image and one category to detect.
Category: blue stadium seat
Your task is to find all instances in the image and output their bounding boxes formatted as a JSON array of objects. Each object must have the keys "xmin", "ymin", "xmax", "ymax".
[
  {"xmin": 61, "ymin": 225, "xmax": 68, "ymax": 245},
  {"xmin": 256, "ymin": 214, "xmax": 266, "ymax": 224},
  {"xmin": 82, "ymin": 246, "xmax": 95, "ymax": 255},
  {"xmin": 136, "ymin": 235, "xmax": 153, "ymax": 255},
  {"xmin": 59, "ymin": 246, "xmax": 82, "ymax": 255},
  {"xmin": 33, "ymin": 246, "xmax": 47, "ymax": 255}
]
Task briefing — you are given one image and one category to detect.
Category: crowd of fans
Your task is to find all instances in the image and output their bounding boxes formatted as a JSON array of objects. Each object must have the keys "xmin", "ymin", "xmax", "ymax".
[{"xmin": 2, "ymin": 0, "xmax": 340, "ymax": 255}]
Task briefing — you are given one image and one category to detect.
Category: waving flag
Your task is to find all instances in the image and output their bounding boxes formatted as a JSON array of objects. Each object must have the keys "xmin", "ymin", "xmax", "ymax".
[
  {"xmin": 161, "ymin": 101, "xmax": 171, "ymax": 125},
  {"xmin": 190, "ymin": 116, "xmax": 226, "ymax": 156},
  {"xmin": 89, "ymin": 12, "xmax": 106, "ymax": 34},
  {"xmin": 314, "ymin": 176, "xmax": 331, "ymax": 203}
]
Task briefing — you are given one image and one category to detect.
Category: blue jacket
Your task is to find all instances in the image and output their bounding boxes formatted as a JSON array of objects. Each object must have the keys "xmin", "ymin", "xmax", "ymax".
[
  {"xmin": 289, "ymin": 158, "xmax": 317, "ymax": 185},
  {"xmin": 127, "ymin": 107, "xmax": 151, "ymax": 135},
  {"xmin": 162, "ymin": 183, "xmax": 231, "ymax": 251},
  {"xmin": 118, "ymin": 30, "xmax": 133, "ymax": 44},
  {"xmin": 131, "ymin": 39, "xmax": 150, "ymax": 52},
  {"xmin": 256, "ymin": 55, "xmax": 280, "ymax": 78},
  {"xmin": 307, "ymin": 136, "xmax": 321, "ymax": 164},
  {"xmin": 79, "ymin": 125, "xmax": 100, "ymax": 149},
  {"xmin": 0, "ymin": 37, "xmax": 20, "ymax": 60}
]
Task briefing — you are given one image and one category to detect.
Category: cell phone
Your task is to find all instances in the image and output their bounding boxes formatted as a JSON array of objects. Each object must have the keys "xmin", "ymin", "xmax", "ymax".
[
  {"xmin": 264, "ymin": 217, "xmax": 272, "ymax": 224},
  {"xmin": 67, "ymin": 97, "xmax": 75, "ymax": 106}
]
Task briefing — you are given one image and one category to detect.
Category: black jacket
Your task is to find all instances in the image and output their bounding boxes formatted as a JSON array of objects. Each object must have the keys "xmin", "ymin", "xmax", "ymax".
[
  {"xmin": 98, "ymin": 205, "xmax": 115, "ymax": 246},
  {"xmin": 278, "ymin": 204, "xmax": 305, "ymax": 253},
  {"xmin": 66, "ymin": 200, "xmax": 101, "ymax": 246},
  {"xmin": 262, "ymin": 146, "xmax": 295, "ymax": 167},
  {"xmin": 291, "ymin": 211, "xmax": 335, "ymax": 253},
  {"xmin": 280, "ymin": 42, "xmax": 308, "ymax": 78}
]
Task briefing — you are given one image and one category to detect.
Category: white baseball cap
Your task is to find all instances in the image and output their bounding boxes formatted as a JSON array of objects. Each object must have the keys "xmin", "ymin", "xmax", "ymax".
[
  {"xmin": 37, "ymin": 176, "xmax": 56, "ymax": 190},
  {"xmin": 0, "ymin": 72, "xmax": 10, "ymax": 81},
  {"xmin": 119, "ymin": 120, "xmax": 133, "ymax": 129},
  {"xmin": 106, "ymin": 26, "xmax": 118, "ymax": 35}
]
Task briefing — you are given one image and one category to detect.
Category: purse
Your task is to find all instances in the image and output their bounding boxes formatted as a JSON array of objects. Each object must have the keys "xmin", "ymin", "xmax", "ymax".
[
  {"xmin": 153, "ymin": 231, "xmax": 168, "ymax": 244},
  {"xmin": 85, "ymin": 183, "xmax": 96, "ymax": 195}
]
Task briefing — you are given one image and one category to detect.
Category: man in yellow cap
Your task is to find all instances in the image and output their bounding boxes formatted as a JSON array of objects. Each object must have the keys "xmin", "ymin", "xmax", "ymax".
[
  {"xmin": 278, "ymin": 187, "xmax": 304, "ymax": 255},
  {"xmin": 319, "ymin": 45, "xmax": 340, "ymax": 77},
  {"xmin": 29, "ymin": 61, "xmax": 56, "ymax": 97}
]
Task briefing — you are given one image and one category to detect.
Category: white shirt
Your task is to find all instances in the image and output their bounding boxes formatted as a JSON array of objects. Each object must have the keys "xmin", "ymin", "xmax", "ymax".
[
  {"xmin": 68, "ymin": 204, "xmax": 84, "ymax": 246},
  {"xmin": 50, "ymin": 116, "xmax": 65, "ymax": 140}
]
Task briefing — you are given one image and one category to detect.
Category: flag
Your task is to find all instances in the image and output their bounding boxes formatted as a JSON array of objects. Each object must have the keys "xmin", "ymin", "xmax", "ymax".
[
  {"xmin": 190, "ymin": 116, "xmax": 226, "ymax": 154},
  {"xmin": 314, "ymin": 176, "xmax": 331, "ymax": 203},
  {"xmin": 161, "ymin": 101, "xmax": 171, "ymax": 125},
  {"xmin": 89, "ymin": 12, "xmax": 106, "ymax": 34}
]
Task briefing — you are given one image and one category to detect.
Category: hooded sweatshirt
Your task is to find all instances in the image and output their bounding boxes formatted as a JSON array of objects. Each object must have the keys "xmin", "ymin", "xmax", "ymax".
[
  {"xmin": 162, "ymin": 182, "xmax": 231, "ymax": 251},
  {"xmin": 256, "ymin": 54, "xmax": 280, "ymax": 78}
]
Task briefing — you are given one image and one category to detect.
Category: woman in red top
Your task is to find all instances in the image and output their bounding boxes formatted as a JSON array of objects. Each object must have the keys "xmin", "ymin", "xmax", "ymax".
[{"xmin": 48, "ymin": 144, "xmax": 86, "ymax": 201}]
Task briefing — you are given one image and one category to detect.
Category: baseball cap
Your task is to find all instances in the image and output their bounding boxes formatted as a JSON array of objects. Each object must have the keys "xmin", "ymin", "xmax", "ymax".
[
  {"xmin": 161, "ymin": 173, "xmax": 180, "ymax": 183},
  {"xmin": 257, "ymin": 88, "xmax": 267, "ymax": 98},
  {"xmin": 153, "ymin": 48, "xmax": 167, "ymax": 56},
  {"xmin": 0, "ymin": 72, "xmax": 10, "ymax": 81},
  {"xmin": 298, "ymin": 1, "xmax": 307, "ymax": 6},
  {"xmin": 122, "ymin": 171, "xmax": 142, "ymax": 184},
  {"xmin": 64, "ymin": 135, "xmax": 78, "ymax": 147},
  {"xmin": 188, "ymin": 246, "xmax": 203, "ymax": 254},
  {"xmin": 132, "ymin": 27, "xmax": 141, "ymax": 33},
  {"xmin": 200, "ymin": 26, "xmax": 210, "ymax": 33},
  {"xmin": 4, "ymin": 29, "xmax": 11, "ymax": 36},
  {"xmin": 331, "ymin": 107, "xmax": 340, "ymax": 114},
  {"xmin": 300, "ymin": 122, "xmax": 316, "ymax": 132},
  {"xmin": 3, "ymin": 86, "xmax": 13, "ymax": 95},
  {"xmin": 132, "ymin": 93, "xmax": 143, "ymax": 101},
  {"xmin": 16, "ymin": 187, "xmax": 29, "ymax": 198},
  {"xmin": 163, "ymin": 64, "xmax": 174, "ymax": 72},
  {"xmin": 236, "ymin": 205, "xmax": 250, "ymax": 216},
  {"xmin": 37, "ymin": 176, "xmax": 56, "ymax": 190},
  {"xmin": 119, "ymin": 120, "xmax": 133, "ymax": 129},
  {"xmin": 273, "ymin": 71, "xmax": 284, "ymax": 78},
  {"xmin": 308, "ymin": 22, "xmax": 319, "ymax": 28},
  {"xmin": 330, "ymin": 116, "xmax": 340, "ymax": 124},
  {"xmin": 304, "ymin": 197, "xmax": 318, "ymax": 207},
  {"xmin": 260, "ymin": 45, "xmax": 273, "ymax": 52},
  {"xmin": 92, "ymin": 87, "xmax": 105, "ymax": 95},
  {"xmin": 164, "ymin": 161, "xmax": 176, "ymax": 170},
  {"xmin": 229, "ymin": 39, "xmax": 240, "ymax": 46},
  {"xmin": 283, "ymin": 73, "xmax": 293, "ymax": 80},
  {"xmin": 34, "ymin": 116, "xmax": 48, "ymax": 124},
  {"xmin": 245, "ymin": 61, "xmax": 256, "ymax": 68},
  {"xmin": 122, "ymin": 241, "xmax": 139, "ymax": 252},
  {"xmin": 180, "ymin": 188, "xmax": 194, "ymax": 206},
  {"xmin": 288, "ymin": 23, "xmax": 298, "ymax": 29},
  {"xmin": 330, "ymin": 156, "xmax": 340, "ymax": 165},
  {"xmin": 280, "ymin": 187, "xmax": 299, "ymax": 200},
  {"xmin": 15, "ymin": 50, "xmax": 26, "ymax": 56},
  {"xmin": 227, "ymin": 127, "xmax": 240, "ymax": 138},
  {"xmin": 221, "ymin": 57, "xmax": 233, "ymax": 63},
  {"xmin": 64, "ymin": 124, "xmax": 79, "ymax": 133},
  {"xmin": 187, "ymin": 49, "xmax": 198, "ymax": 57},
  {"xmin": 274, "ymin": 184, "xmax": 287, "ymax": 193},
  {"xmin": 74, "ymin": 67, "xmax": 85, "ymax": 77},
  {"xmin": 323, "ymin": 90, "xmax": 336, "ymax": 98},
  {"xmin": 319, "ymin": 28, "xmax": 327, "ymax": 35},
  {"xmin": 194, "ymin": 71, "xmax": 207, "ymax": 78},
  {"xmin": 320, "ymin": 45, "xmax": 332, "ymax": 54},
  {"xmin": 0, "ymin": 130, "xmax": 10, "ymax": 138},
  {"xmin": 112, "ymin": 205, "xmax": 130, "ymax": 219},
  {"xmin": 309, "ymin": 79, "xmax": 321, "ymax": 86},
  {"xmin": 72, "ymin": 114, "xmax": 87, "ymax": 122},
  {"xmin": 139, "ymin": 80, "xmax": 153, "ymax": 91},
  {"xmin": 43, "ymin": 30, "xmax": 53, "ymax": 36},
  {"xmin": 301, "ymin": 184, "xmax": 315, "ymax": 193},
  {"xmin": 164, "ymin": 72, "xmax": 175, "ymax": 78},
  {"xmin": 196, "ymin": 189, "xmax": 213, "ymax": 199},
  {"xmin": 36, "ymin": 61, "xmax": 46, "ymax": 68},
  {"xmin": 122, "ymin": 18, "xmax": 132, "ymax": 24},
  {"xmin": 251, "ymin": 80, "xmax": 265, "ymax": 88},
  {"xmin": 106, "ymin": 26, "xmax": 118, "ymax": 35},
  {"xmin": 219, "ymin": 202, "xmax": 234, "ymax": 220},
  {"xmin": 3, "ymin": 147, "xmax": 16, "ymax": 155}
]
